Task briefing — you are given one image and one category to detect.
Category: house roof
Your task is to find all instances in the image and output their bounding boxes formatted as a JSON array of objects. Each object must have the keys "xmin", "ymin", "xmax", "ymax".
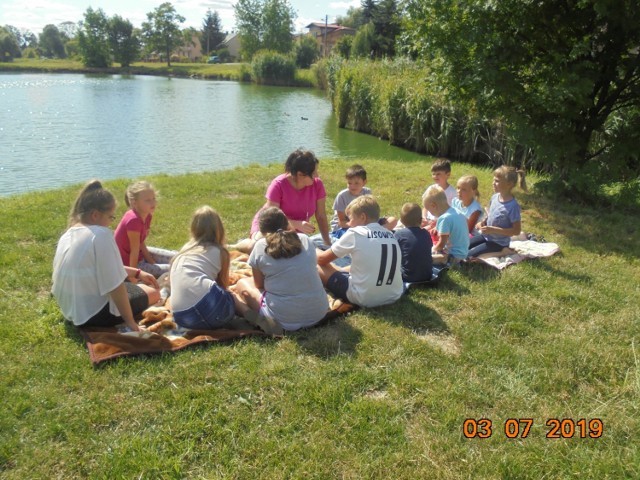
[{"xmin": 305, "ymin": 22, "xmax": 355, "ymax": 32}]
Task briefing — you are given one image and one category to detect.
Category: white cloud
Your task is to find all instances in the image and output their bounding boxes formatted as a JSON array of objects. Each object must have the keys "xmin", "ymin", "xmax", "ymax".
[{"xmin": 328, "ymin": 0, "xmax": 360, "ymax": 10}]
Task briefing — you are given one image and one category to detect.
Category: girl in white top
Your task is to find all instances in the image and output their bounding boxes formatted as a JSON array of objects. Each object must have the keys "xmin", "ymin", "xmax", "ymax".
[
  {"xmin": 170, "ymin": 206, "xmax": 237, "ymax": 330},
  {"xmin": 451, "ymin": 175, "xmax": 484, "ymax": 236},
  {"xmin": 234, "ymin": 207, "xmax": 329, "ymax": 333},
  {"xmin": 52, "ymin": 180, "xmax": 160, "ymax": 331}
]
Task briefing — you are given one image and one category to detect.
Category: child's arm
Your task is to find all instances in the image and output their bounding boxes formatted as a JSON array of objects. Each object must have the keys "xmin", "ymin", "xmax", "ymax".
[
  {"xmin": 140, "ymin": 242, "xmax": 155, "ymax": 264},
  {"xmin": 109, "ymin": 283, "xmax": 140, "ymax": 331},
  {"xmin": 126, "ymin": 230, "xmax": 143, "ymax": 267},
  {"xmin": 251, "ymin": 267, "xmax": 265, "ymax": 290},
  {"xmin": 433, "ymin": 233, "xmax": 449, "ymax": 253},
  {"xmin": 336, "ymin": 211, "xmax": 349, "ymax": 229},
  {"xmin": 317, "ymin": 248, "xmax": 338, "ymax": 266},
  {"xmin": 480, "ymin": 220, "xmax": 521, "ymax": 238},
  {"xmin": 466, "ymin": 211, "xmax": 481, "ymax": 234}
]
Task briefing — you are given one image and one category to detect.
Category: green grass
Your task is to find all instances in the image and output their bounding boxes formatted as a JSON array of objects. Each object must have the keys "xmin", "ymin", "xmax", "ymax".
[
  {"xmin": 1, "ymin": 159, "xmax": 638, "ymax": 478},
  {"xmin": 0, "ymin": 59, "xmax": 316, "ymax": 86}
]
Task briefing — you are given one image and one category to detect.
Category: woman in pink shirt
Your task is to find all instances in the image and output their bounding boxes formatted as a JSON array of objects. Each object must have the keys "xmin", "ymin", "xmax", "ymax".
[{"xmin": 247, "ymin": 149, "xmax": 331, "ymax": 248}]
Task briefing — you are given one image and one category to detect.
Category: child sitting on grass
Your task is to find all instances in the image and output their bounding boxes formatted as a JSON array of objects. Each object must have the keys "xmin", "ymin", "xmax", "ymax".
[
  {"xmin": 422, "ymin": 185, "xmax": 469, "ymax": 264},
  {"xmin": 468, "ymin": 166, "xmax": 526, "ymax": 258},
  {"xmin": 234, "ymin": 207, "xmax": 329, "ymax": 333},
  {"xmin": 422, "ymin": 159, "xmax": 457, "ymax": 239},
  {"xmin": 330, "ymin": 164, "xmax": 397, "ymax": 240},
  {"xmin": 394, "ymin": 203, "xmax": 433, "ymax": 283},
  {"xmin": 452, "ymin": 175, "xmax": 484, "ymax": 236},
  {"xmin": 317, "ymin": 195, "xmax": 404, "ymax": 308}
]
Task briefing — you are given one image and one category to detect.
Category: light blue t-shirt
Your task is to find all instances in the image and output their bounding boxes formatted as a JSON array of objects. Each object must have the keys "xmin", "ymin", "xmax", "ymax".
[
  {"xmin": 436, "ymin": 207, "xmax": 470, "ymax": 259},
  {"xmin": 484, "ymin": 193, "xmax": 521, "ymax": 247},
  {"xmin": 451, "ymin": 197, "xmax": 484, "ymax": 235}
]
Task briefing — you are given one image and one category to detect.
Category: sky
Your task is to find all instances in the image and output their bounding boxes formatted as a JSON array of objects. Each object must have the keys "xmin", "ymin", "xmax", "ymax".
[{"xmin": 0, "ymin": 0, "xmax": 360, "ymax": 36}]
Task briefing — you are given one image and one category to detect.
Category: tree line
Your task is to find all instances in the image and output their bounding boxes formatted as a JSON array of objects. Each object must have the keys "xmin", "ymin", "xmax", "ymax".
[{"xmin": 2, "ymin": 0, "xmax": 638, "ymax": 202}]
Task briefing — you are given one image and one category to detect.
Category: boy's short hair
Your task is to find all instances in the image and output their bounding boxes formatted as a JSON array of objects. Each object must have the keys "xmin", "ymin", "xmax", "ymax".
[
  {"xmin": 431, "ymin": 158, "xmax": 451, "ymax": 174},
  {"xmin": 346, "ymin": 195, "xmax": 379, "ymax": 221},
  {"xmin": 345, "ymin": 164, "xmax": 367, "ymax": 181},
  {"xmin": 400, "ymin": 203, "xmax": 423, "ymax": 228},
  {"xmin": 422, "ymin": 185, "xmax": 448, "ymax": 210}
]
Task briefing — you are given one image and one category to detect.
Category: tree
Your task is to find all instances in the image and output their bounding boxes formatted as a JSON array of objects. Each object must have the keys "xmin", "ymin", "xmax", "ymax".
[
  {"xmin": 108, "ymin": 15, "xmax": 139, "ymax": 67},
  {"xmin": 262, "ymin": 0, "xmax": 294, "ymax": 53},
  {"xmin": 335, "ymin": 7, "xmax": 365, "ymax": 29},
  {"xmin": 77, "ymin": 8, "xmax": 111, "ymax": 67},
  {"xmin": 351, "ymin": 22, "xmax": 375, "ymax": 59},
  {"xmin": 333, "ymin": 35, "xmax": 353, "ymax": 59},
  {"xmin": 141, "ymin": 2, "xmax": 185, "ymax": 66},
  {"xmin": 58, "ymin": 21, "xmax": 79, "ymax": 41},
  {"xmin": 403, "ymin": 0, "xmax": 640, "ymax": 198},
  {"xmin": 39, "ymin": 24, "xmax": 66, "ymax": 58},
  {"xmin": 372, "ymin": 0, "xmax": 400, "ymax": 57},
  {"xmin": 0, "ymin": 27, "xmax": 21, "ymax": 61},
  {"xmin": 295, "ymin": 35, "xmax": 319, "ymax": 68},
  {"xmin": 234, "ymin": 0, "xmax": 262, "ymax": 60},
  {"xmin": 234, "ymin": 0, "xmax": 295, "ymax": 60},
  {"xmin": 201, "ymin": 9, "xmax": 225, "ymax": 55},
  {"xmin": 361, "ymin": 0, "xmax": 377, "ymax": 24}
]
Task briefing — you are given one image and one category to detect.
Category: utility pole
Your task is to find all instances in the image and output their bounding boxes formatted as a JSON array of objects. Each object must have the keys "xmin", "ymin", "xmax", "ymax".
[{"xmin": 324, "ymin": 14, "xmax": 328, "ymax": 57}]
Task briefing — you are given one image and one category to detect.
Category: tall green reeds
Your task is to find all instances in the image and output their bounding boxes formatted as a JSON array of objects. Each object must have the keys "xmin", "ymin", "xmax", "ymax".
[{"xmin": 319, "ymin": 57, "xmax": 534, "ymax": 167}]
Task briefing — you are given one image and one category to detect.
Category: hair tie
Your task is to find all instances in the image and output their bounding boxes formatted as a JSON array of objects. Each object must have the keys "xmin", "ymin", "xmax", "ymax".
[{"xmin": 276, "ymin": 228, "xmax": 284, "ymax": 233}]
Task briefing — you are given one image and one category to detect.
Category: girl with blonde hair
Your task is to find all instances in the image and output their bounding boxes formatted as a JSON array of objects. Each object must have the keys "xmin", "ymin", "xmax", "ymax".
[{"xmin": 169, "ymin": 206, "xmax": 236, "ymax": 329}]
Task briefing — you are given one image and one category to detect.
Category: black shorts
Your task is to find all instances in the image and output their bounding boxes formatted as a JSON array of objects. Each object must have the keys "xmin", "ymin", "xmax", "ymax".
[
  {"xmin": 326, "ymin": 271, "xmax": 350, "ymax": 303},
  {"xmin": 83, "ymin": 282, "xmax": 149, "ymax": 328}
]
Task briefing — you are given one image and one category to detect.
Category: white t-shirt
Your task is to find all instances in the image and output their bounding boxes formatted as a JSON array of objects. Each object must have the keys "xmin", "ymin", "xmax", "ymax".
[
  {"xmin": 52, "ymin": 225, "xmax": 127, "ymax": 326},
  {"xmin": 331, "ymin": 223, "xmax": 404, "ymax": 307},
  {"xmin": 424, "ymin": 184, "xmax": 457, "ymax": 220},
  {"xmin": 169, "ymin": 245, "xmax": 222, "ymax": 311}
]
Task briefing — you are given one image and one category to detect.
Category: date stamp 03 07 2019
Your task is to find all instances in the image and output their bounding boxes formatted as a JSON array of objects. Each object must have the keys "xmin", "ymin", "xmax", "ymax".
[{"xmin": 463, "ymin": 418, "xmax": 604, "ymax": 439}]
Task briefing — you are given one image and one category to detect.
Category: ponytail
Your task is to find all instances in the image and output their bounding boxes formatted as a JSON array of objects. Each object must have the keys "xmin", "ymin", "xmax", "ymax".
[
  {"xmin": 259, "ymin": 207, "xmax": 303, "ymax": 259},
  {"xmin": 68, "ymin": 179, "xmax": 115, "ymax": 227},
  {"xmin": 264, "ymin": 230, "xmax": 303, "ymax": 259}
]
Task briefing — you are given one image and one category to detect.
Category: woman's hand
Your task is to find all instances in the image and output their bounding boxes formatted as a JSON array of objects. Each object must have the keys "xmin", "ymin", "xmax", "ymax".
[{"xmin": 290, "ymin": 219, "xmax": 315, "ymax": 234}]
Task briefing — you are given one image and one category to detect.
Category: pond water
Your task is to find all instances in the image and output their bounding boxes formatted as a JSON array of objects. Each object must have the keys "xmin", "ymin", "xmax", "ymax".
[{"xmin": 0, "ymin": 73, "xmax": 424, "ymax": 197}]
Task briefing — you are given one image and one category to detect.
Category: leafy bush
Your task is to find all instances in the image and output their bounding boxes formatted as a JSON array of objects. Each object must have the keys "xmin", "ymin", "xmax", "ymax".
[
  {"xmin": 294, "ymin": 35, "xmax": 319, "ymax": 68},
  {"xmin": 251, "ymin": 50, "xmax": 296, "ymax": 86}
]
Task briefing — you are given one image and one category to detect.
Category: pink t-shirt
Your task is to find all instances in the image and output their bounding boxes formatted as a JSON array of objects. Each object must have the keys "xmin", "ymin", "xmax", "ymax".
[
  {"xmin": 113, "ymin": 209, "xmax": 152, "ymax": 266},
  {"xmin": 251, "ymin": 173, "xmax": 327, "ymax": 234}
]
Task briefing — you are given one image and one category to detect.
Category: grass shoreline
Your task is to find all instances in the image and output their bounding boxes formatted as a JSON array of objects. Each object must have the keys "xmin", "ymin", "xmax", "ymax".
[
  {"xmin": 0, "ymin": 58, "xmax": 317, "ymax": 86},
  {"xmin": 1, "ymin": 158, "xmax": 638, "ymax": 478}
]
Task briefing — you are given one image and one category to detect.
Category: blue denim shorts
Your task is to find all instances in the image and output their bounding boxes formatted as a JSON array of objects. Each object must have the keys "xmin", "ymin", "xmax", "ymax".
[{"xmin": 173, "ymin": 284, "xmax": 235, "ymax": 330}]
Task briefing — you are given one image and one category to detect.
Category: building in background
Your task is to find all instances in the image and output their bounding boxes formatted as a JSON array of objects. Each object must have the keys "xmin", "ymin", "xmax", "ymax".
[{"xmin": 305, "ymin": 22, "xmax": 355, "ymax": 57}]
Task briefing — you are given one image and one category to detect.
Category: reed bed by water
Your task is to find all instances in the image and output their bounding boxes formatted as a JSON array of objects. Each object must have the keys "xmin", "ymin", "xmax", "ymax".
[
  {"xmin": 1, "ymin": 158, "xmax": 638, "ymax": 478},
  {"xmin": 323, "ymin": 58, "xmax": 531, "ymax": 168}
]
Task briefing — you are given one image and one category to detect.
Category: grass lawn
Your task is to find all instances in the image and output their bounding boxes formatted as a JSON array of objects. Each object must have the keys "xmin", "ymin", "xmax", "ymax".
[
  {"xmin": 0, "ymin": 59, "xmax": 317, "ymax": 86},
  {"xmin": 0, "ymin": 158, "xmax": 638, "ymax": 478}
]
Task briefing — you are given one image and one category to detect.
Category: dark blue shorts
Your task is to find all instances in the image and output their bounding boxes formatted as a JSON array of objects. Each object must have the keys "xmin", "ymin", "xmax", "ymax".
[
  {"xmin": 173, "ymin": 284, "xmax": 235, "ymax": 330},
  {"xmin": 326, "ymin": 271, "xmax": 350, "ymax": 303}
]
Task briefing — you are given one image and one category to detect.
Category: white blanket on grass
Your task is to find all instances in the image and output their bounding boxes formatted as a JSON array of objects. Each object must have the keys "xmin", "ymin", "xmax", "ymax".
[{"xmin": 476, "ymin": 240, "xmax": 560, "ymax": 270}]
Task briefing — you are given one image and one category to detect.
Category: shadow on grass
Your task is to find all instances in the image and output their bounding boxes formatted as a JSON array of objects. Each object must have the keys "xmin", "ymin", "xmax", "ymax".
[
  {"xmin": 373, "ymin": 293, "xmax": 450, "ymax": 335},
  {"xmin": 524, "ymin": 255, "xmax": 594, "ymax": 284},
  {"xmin": 292, "ymin": 318, "xmax": 363, "ymax": 359},
  {"xmin": 526, "ymin": 194, "xmax": 640, "ymax": 260}
]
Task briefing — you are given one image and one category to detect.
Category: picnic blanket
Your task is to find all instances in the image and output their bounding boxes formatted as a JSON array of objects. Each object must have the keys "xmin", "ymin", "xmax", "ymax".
[
  {"xmin": 77, "ymin": 251, "xmax": 357, "ymax": 365},
  {"xmin": 78, "ymin": 324, "xmax": 271, "ymax": 366},
  {"xmin": 475, "ymin": 239, "xmax": 560, "ymax": 270}
]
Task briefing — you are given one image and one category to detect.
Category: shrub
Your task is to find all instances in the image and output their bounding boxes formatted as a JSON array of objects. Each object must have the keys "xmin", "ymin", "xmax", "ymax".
[{"xmin": 251, "ymin": 50, "xmax": 296, "ymax": 86}]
